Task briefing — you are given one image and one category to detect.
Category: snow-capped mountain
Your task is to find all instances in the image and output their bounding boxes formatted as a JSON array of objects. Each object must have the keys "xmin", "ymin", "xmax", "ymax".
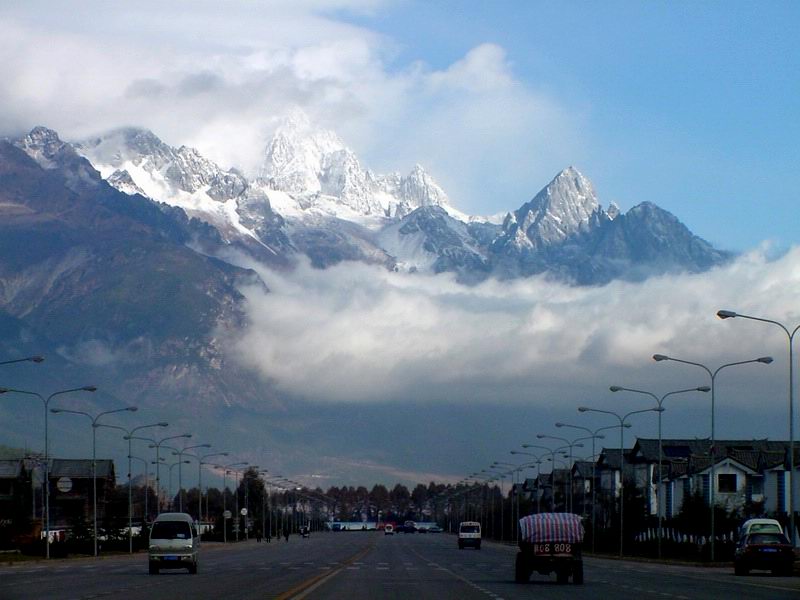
[
  {"xmin": 13, "ymin": 117, "xmax": 730, "ymax": 285},
  {"xmin": 74, "ymin": 127, "xmax": 290, "ymax": 261},
  {"xmin": 260, "ymin": 109, "xmax": 454, "ymax": 223},
  {"xmin": 498, "ymin": 166, "xmax": 610, "ymax": 250}
]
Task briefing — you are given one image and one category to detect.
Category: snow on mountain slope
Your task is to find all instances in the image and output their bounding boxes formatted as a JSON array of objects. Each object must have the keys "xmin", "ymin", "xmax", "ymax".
[
  {"xmin": 74, "ymin": 128, "xmax": 271, "ymax": 243},
  {"xmin": 259, "ymin": 109, "xmax": 456, "ymax": 225},
  {"xmin": 499, "ymin": 166, "xmax": 607, "ymax": 250}
]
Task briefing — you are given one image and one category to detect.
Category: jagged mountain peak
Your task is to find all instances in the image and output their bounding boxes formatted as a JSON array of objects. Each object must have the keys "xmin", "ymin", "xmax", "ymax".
[
  {"xmin": 260, "ymin": 111, "xmax": 451, "ymax": 220},
  {"xmin": 14, "ymin": 126, "xmax": 74, "ymax": 169},
  {"xmin": 502, "ymin": 166, "xmax": 602, "ymax": 249}
]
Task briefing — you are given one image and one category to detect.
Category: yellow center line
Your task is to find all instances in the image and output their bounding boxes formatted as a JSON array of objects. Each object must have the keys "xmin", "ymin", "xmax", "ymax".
[{"xmin": 274, "ymin": 541, "xmax": 375, "ymax": 600}]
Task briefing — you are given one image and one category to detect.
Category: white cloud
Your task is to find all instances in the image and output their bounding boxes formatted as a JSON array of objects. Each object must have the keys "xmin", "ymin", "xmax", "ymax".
[
  {"xmin": 230, "ymin": 248, "xmax": 800, "ymax": 431},
  {"xmin": 0, "ymin": 2, "xmax": 581, "ymax": 214}
]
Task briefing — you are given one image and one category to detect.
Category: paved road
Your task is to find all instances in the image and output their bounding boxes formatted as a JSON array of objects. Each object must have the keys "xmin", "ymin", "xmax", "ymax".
[{"xmin": 1, "ymin": 532, "xmax": 798, "ymax": 599}]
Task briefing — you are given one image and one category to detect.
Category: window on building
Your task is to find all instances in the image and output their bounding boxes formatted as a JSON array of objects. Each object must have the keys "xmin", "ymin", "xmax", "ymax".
[{"xmin": 718, "ymin": 473, "xmax": 737, "ymax": 494}]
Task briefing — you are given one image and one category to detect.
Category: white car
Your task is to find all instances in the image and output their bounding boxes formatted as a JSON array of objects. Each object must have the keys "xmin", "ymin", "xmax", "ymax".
[
  {"xmin": 384, "ymin": 524, "xmax": 394, "ymax": 535},
  {"xmin": 458, "ymin": 521, "xmax": 481, "ymax": 549}
]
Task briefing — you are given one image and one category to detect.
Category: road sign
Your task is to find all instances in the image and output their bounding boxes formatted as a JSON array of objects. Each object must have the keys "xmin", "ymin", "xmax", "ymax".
[
  {"xmin": 223, "ymin": 510, "xmax": 232, "ymax": 519},
  {"xmin": 240, "ymin": 508, "xmax": 248, "ymax": 516},
  {"xmin": 56, "ymin": 477, "xmax": 72, "ymax": 493}
]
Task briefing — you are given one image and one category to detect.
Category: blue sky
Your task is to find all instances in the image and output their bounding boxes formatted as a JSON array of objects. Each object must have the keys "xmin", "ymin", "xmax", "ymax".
[
  {"xmin": 345, "ymin": 1, "xmax": 800, "ymax": 252},
  {"xmin": 1, "ymin": 1, "xmax": 797, "ymax": 253}
]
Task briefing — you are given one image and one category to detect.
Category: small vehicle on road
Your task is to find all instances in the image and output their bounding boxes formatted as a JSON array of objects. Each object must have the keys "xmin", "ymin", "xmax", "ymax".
[
  {"xmin": 299, "ymin": 525, "xmax": 311, "ymax": 538},
  {"xmin": 384, "ymin": 524, "xmax": 394, "ymax": 535},
  {"xmin": 516, "ymin": 513, "xmax": 583, "ymax": 584},
  {"xmin": 734, "ymin": 531, "xmax": 794, "ymax": 576},
  {"xmin": 738, "ymin": 518, "xmax": 783, "ymax": 537},
  {"xmin": 148, "ymin": 512, "xmax": 200, "ymax": 575},
  {"xmin": 458, "ymin": 521, "xmax": 481, "ymax": 549}
]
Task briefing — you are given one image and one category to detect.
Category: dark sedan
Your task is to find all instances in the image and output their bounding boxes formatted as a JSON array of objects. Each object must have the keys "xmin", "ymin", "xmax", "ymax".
[{"xmin": 734, "ymin": 532, "xmax": 795, "ymax": 576}]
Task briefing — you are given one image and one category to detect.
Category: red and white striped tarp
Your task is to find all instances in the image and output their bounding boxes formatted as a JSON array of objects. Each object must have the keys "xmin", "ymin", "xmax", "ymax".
[{"xmin": 519, "ymin": 513, "xmax": 584, "ymax": 543}]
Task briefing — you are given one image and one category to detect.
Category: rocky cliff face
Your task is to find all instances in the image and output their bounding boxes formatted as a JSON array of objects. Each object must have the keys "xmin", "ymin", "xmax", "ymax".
[{"xmin": 0, "ymin": 137, "xmax": 265, "ymax": 409}]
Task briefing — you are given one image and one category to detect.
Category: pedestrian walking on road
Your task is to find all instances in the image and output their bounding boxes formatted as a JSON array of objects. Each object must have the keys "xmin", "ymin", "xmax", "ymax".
[{"xmin": 284, "ymin": 530, "xmax": 289, "ymax": 542}]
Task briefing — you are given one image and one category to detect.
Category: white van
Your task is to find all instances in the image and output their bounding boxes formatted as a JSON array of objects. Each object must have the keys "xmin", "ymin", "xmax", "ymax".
[
  {"xmin": 458, "ymin": 521, "xmax": 481, "ymax": 549},
  {"xmin": 149, "ymin": 512, "xmax": 200, "ymax": 574}
]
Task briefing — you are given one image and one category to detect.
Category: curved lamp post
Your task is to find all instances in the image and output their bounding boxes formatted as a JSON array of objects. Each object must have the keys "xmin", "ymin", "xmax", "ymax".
[
  {"xmin": 198, "ymin": 452, "xmax": 228, "ymax": 524},
  {"xmin": 609, "ymin": 385, "xmax": 709, "ymax": 558},
  {"xmin": 653, "ymin": 353, "xmax": 772, "ymax": 560},
  {"xmin": 0, "ymin": 355, "xmax": 44, "ymax": 366},
  {"xmin": 718, "ymin": 309, "xmax": 799, "ymax": 546},
  {"xmin": 50, "ymin": 405, "xmax": 137, "ymax": 557},
  {"xmin": 0, "ymin": 385, "xmax": 96, "ymax": 558},
  {"xmin": 537, "ymin": 434, "xmax": 598, "ymax": 513},
  {"xmin": 166, "ymin": 460, "xmax": 191, "ymax": 509},
  {"xmin": 96, "ymin": 421, "xmax": 167, "ymax": 552},
  {"xmin": 578, "ymin": 405, "xmax": 663, "ymax": 558},
  {"xmin": 556, "ymin": 422, "xmax": 627, "ymax": 554},
  {"xmin": 510, "ymin": 451, "xmax": 546, "ymax": 514},
  {"xmin": 144, "ymin": 434, "xmax": 192, "ymax": 515},
  {"xmin": 521, "ymin": 443, "xmax": 583, "ymax": 511},
  {"xmin": 218, "ymin": 461, "xmax": 248, "ymax": 543},
  {"xmin": 173, "ymin": 444, "xmax": 211, "ymax": 513},
  {"xmin": 128, "ymin": 454, "xmax": 153, "ymax": 528}
]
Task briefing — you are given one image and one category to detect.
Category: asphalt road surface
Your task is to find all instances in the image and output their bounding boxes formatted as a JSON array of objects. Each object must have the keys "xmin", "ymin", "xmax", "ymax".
[{"xmin": 1, "ymin": 532, "xmax": 798, "ymax": 600}]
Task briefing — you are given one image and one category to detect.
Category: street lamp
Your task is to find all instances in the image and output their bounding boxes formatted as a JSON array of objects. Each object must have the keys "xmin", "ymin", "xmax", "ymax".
[
  {"xmin": 717, "ymin": 309, "xmax": 799, "ymax": 546},
  {"xmin": 521, "ymin": 443, "xmax": 583, "ymax": 511},
  {"xmin": 198, "ymin": 452, "xmax": 228, "ymax": 524},
  {"xmin": 0, "ymin": 355, "xmax": 44, "ymax": 365},
  {"xmin": 556, "ymin": 422, "xmax": 624, "ymax": 554},
  {"xmin": 653, "ymin": 353, "xmax": 772, "ymax": 560},
  {"xmin": 128, "ymin": 455, "xmax": 153, "ymax": 529},
  {"xmin": 172, "ymin": 444, "xmax": 211, "ymax": 513},
  {"xmin": 96, "ymin": 421, "xmax": 168, "ymax": 552},
  {"xmin": 609, "ymin": 385, "xmax": 709, "ymax": 558},
  {"xmin": 537, "ymin": 434, "xmax": 597, "ymax": 513},
  {"xmin": 0, "ymin": 385, "xmax": 96, "ymax": 558},
  {"xmin": 219, "ymin": 462, "xmax": 248, "ymax": 543},
  {"xmin": 578, "ymin": 405, "xmax": 663, "ymax": 558},
  {"xmin": 50, "ymin": 405, "xmax": 137, "ymax": 557},
  {"xmin": 143, "ymin": 434, "xmax": 192, "ymax": 515},
  {"xmin": 510, "ymin": 451, "xmax": 546, "ymax": 514},
  {"xmin": 166, "ymin": 460, "xmax": 191, "ymax": 509}
]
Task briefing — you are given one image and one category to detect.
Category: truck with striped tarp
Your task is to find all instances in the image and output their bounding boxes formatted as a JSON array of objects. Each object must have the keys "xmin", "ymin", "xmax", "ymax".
[{"xmin": 516, "ymin": 513, "xmax": 584, "ymax": 584}]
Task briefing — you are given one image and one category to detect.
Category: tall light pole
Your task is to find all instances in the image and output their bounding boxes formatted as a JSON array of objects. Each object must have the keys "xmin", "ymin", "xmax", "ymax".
[
  {"xmin": 0, "ymin": 355, "xmax": 44, "ymax": 366},
  {"xmin": 521, "ymin": 443, "xmax": 582, "ymax": 511},
  {"xmin": 488, "ymin": 464, "xmax": 515, "ymax": 542},
  {"xmin": 653, "ymin": 353, "xmax": 772, "ymax": 560},
  {"xmin": 578, "ymin": 405, "xmax": 663, "ymax": 558},
  {"xmin": 144, "ymin": 434, "xmax": 192, "ymax": 515},
  {"xmin": 556, "ymin": 422, "xmax": 625, "ymax": 554},
  {"xmin": 219, "ymin": 461, "xmax": 248, "ymax": 543},
  {"xmin": 0, "ymin": 384, "xmax": 96, "ymax": 558},
  {"xmin": 96, "ymin": 421, "xmax": 168, "ymax": 552},
  {"xmin": 717, "ymin": 309, "xmax": 798, "ymax": 547},
  {"xmin": 173, "ymin": 444, "xmax": 211, "ymax": 513},
  {"xmin": 510, "ymin": 451, "xmax": 546, "ymax": 514},
  {"xmin": 167, "ymin": 460, "xmax": 191, "ymax": 509},
  {"xmin": 198, "ymin": 452, "xmax": 228, "ymax": 524},
  {"xmin": 50, "ymin": 405, "xmax": 137, "ymax": 557},
  {"xmin": 609, "ymin": 385, "xmax": 709, "ymax": 558},
  {"xmin": 128, "ymin": 455, "xmax": 152, "ymax": 528},
  {"xmin": 537, "ymin": 434, "xmax": 597, "ymax": 513}
]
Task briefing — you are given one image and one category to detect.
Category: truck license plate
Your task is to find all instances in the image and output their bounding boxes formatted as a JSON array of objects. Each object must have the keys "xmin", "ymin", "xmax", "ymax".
[{"xmin": 534, "ymin": 543, "xmax": 571, "ymax": 554}]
